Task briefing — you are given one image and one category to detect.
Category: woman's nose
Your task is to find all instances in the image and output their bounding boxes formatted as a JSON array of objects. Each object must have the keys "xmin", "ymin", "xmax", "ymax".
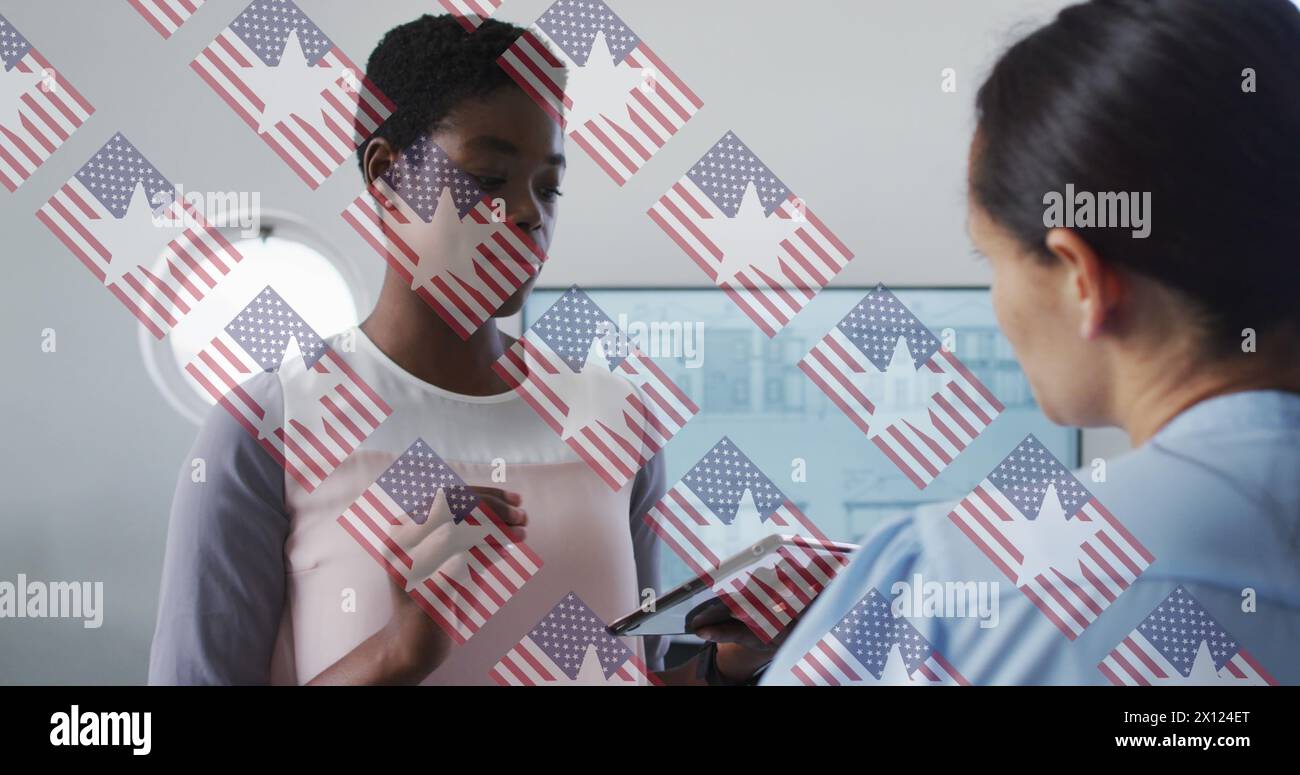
[{"xmin": 503, "ymin": 185, "xmax": 544, "ymax": 235}]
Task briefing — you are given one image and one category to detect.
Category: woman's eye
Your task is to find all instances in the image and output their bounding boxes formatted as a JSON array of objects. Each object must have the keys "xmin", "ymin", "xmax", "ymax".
[
  {"xmin": 475, "ymin": 176, "xmax": 505, "ymax": 189},
  {"xmin": 969, "ymin": 247, "xmax": 987, "ymax": 263},
  {"xmin": 539, "ymin": 186, "xmax": 564, "ymax": 201}
]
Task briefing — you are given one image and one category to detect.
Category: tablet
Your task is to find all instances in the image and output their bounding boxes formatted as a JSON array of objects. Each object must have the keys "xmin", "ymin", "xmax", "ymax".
[{"xmin": 605, "ymin": 534, "xmax": 859, "ymax": 637}]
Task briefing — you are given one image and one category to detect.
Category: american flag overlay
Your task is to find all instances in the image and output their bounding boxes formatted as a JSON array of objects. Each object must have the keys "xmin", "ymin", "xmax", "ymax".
[
  {"xmin": 493, "ymin": 287, "xmax": 699, "ymax": 491},
  {"xmin": 0, "ymin": 13, "xmax": 93, "ymax": 191},
  {"xmin": 338, "ymin": 438, "xmax": 543, "ymax": 644},
  {"xmin": 341, "ymin": 134, "xmax": 547, "ymax": 339},
  {"xmin": 490, "ymin": 592, "xmax": 657, "ymax": 685},
  {"xmin": 191, "ymin": 0, "xmax": 393, "ymax": 188},
  {"xmin": 649, "ymin": 132, "xmax": 854, "ymax": 336},
  {"xmin": 185, "ymin": 286, "xmax": 392, "ymax": 492},
  {"xmin": 497, "ymin": 0, "xmax": 702, "ymax": 186},
  {"xmin": 127, "ymin": 0, "xmax": 205, "ymax": 39},
  {"xmin": 643, "ymin": 437, "xmax": 849, "ymax": 643},
  {"xmin": 799, "ymin": 285, "xmax": 1004, "ymax": 488},
  {"xmin": 793, "ymin": 588, "xmax": 969, "ymax": 686},
  {"xmin": 437, "ymin": 0, "xmax": 502, "ymax": 32},
  {"xmin": 1099, "ymin": 585, "xmax": 1277, "ymax": 686},
  {"xmin": 948, "ymin": 435, "xmax": 1154, "ymax": 640},
  {"xmin": 36, "ymin": 133, "xmax": 244, "ymax": 339}
]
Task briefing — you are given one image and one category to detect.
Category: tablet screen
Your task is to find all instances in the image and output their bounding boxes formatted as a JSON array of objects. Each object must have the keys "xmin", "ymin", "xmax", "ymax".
[{"xmin": 607, "ymin": 535, "xmax": 858, "ymax": 637}]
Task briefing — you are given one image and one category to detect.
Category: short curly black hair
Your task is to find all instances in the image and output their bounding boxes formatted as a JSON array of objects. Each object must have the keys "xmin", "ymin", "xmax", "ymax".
[{"xmin": 355, "ymin": 15, "xmax": 531, "ymax": 176}]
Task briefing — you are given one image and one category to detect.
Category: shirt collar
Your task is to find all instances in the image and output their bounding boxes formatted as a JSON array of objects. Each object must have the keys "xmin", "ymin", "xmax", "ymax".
[{"xmin": 1153, "ymin": 389, "xmax": 1300, "ymax": 442}]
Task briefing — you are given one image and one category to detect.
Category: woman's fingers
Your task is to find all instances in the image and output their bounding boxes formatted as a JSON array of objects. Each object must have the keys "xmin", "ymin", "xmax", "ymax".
[
  {"xmin": 388, "ymin": 487, "xmax": 529, "ymax": 577},
  {"xmin": 466, "ymin": 486, "xmax": 523, "ymax": 507},
  {"xmin": 468, "ymin": 487, "xmax": 528, "ymax": 530}
]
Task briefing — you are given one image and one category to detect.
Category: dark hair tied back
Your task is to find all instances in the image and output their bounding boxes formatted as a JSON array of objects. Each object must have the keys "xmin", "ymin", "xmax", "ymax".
[{"xmin": 972, "ymin": 0, "xmax": 1300, "ymax": 348}]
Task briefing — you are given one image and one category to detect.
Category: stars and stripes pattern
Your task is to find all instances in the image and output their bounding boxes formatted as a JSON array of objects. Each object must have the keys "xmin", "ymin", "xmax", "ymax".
[
  {"xmin": 948, "ymin": 435, "xmax": 1154, "ymax": 640},
  {"xmin": 0, "ymin": 13, "xmax": 93, "ymax": 191},
  {"xmin": 36, "ymin": 133, "xmax": 243, "ymax": 339},
  {"xmin": 497, "ymin": 0, "xmax": 702, "ymax": 186},
  {"xmin": 490, "ymin": 592, "xmax": 658, "ymax": 685},
  {"xmin": 184, "ymin": 286, "xmax": 392, "ymax": 492},
  {"xmin": 341, "ymin": 134, "xmax": 547, "ymax": 339},
  {"xmin": 127, "ymin": 0, "xmax": 205, "ymax": 39},
  {"xmin": 643, "ymin": 437, "xmax": 849, "ymax": 643},
  {"xmin": 191, "ymin": 0, "xmax": 393, "ymax": 188},
  {"xmin": 793, "ymin": 588, "xmax": 969, "ymax": 686},
  {"xmin": 1099, "ymin": 586, "xmax": 1276, "ymax": 686},
  {"xmin": 437, "ymin": 0, "xmax": 502, "ymax": 32},
  {"xmin": 493, "ymin": 287, "xmax": 699, "ymax": 491},
  {"xmin": 649, "ymin": 132, "xmax": 854, "ymax": 336},
  {"xmin": 337, "ymin": 438, "xmax": 542, "ymax": 644},
  {"xmin": 799, "ymin": 285, "xmax": 1004, "ymax": 488}
]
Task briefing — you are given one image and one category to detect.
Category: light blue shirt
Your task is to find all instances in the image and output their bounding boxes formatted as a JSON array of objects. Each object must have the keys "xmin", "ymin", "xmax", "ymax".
[{"xmin": 763, "ymin": 390, "xmax": 1300, "ymax": 685}]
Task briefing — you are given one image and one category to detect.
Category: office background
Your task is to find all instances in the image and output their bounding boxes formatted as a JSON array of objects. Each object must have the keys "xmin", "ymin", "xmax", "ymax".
[{"xmin": 0, "ymin": 0, "xmax": 1126, "ymax": 683}]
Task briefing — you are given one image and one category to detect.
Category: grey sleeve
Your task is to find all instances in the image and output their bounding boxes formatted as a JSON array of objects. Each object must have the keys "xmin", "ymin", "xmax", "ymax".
[
  {"xmin": 628, "ymin": 451, "xmax": 670, "ymax": 672},
  {"xmin": 147, "ymin": 374, "xmax": 288, "ymax": 685}
]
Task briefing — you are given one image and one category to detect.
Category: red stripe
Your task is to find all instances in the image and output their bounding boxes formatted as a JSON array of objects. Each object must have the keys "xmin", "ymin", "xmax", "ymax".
[
  {"xmin": 150, "ymin": 0, "xmax": 185, "ymax": 27},
  {"xmin": 931, "ymin": 389, "xmax": 979, "ymax": 441},
  {"xmin": 29, "ymin": 50, "xmax": 93, "ymax": 115},
  {"xmin": 412, "ymin": 580, "xmax": 471, "ymax": 644},
  {"xmin": 569, "ymin": 129, "xmax": 627, "ymax": 185},
  {"xmin": 361, "ymin": 490, "xmax": 400, "ymax": 526},
  {"xmin": 337, "ymin": 516, "xmax": 407, "ymax": 588},
  {"xmin": 324, "ymin": 350, "xmax": 392, "ymax": 415},
  {"xmin": 120, "ymin": 271, "xmax": 179, "ymax": 328},
  {"xmin": 1053, "ymin": 565, "xmax": 1104, "ymax": 616},
  {"xmin": 1107, "ymin": 650, "xmax": 1149, "ymax": 686},
  {"xmin": 630, "ymin": 44, "xmax": 702, "ymax": 110},
  {"xmin": 816, "ymin": 640, "xmax": 861, "ymax": 683},
  {"xmin": 625, "ymin": 89, "xmax": 667, "ymax": 145},
  {"xmin": 418, "ymin": 576, "xmax": 476, "ymax": 638},
  {"xmin": 18, "ymin": 104, "xmax": 60, "ymax": 150},
  {"xmin": 129, "ymin": 0, "xmax": 171, "ymax": 36},
  {"xmin": 353, "ymin": 506, "xmax": 413, "ymax": 569},
  {"xmin": 948, "ymin": 503, "xmax": 1019, "ymax": 581},
  {"xmin": 1091, "ymin": 500, "xmax": 1155, "ymax": 565},
  {"xmin": 791, "ymin": 663, "xmax": 820, "ymax": 687},
  {"xmin": 279, "ymin": 427, "xmax": 329, "ymax": 485},
  {"xmin": 1094, "ymin": 528, "xmax": 1144, "ymax": 579},
  {"xmin": 1020, "ymin": 581, "xmax": 1080, "ymax": 640},
  {"xmin": 646, "ymin": 206, "xmax": 713, "ymax": 278},
  {"xmin": 45, "ymin": 195, "xmax": 111, "ymax": 262},
  {"xmin": 801, "ymin": 354, "xmax": 871, "ymax": 434},
  {"xmin": 1080, "ymin": 542, "xmax": 1126, "ymax": 596},
  {"xmin": 939, "ymin": 349, "xmax": 1003, "ymax": 410},
  {"xmin": 437, "ymin": 571, "xmax": 492, "ymax": 622},
  {"xmin": 1122, "ymin": 636, "xmax": 1168, "ymax": 680}
]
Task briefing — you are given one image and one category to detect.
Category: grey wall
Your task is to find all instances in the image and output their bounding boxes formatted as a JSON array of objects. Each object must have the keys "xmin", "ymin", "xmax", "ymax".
[{"xmin": 0, "ymin": 0, "xmax": 1123, "ymax": 684}]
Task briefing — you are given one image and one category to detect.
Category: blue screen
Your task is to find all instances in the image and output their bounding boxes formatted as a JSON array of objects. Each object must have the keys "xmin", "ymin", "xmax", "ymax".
[{"xmin": 524, "ymin": 287, "xmax": 1081, "ymax": 588}]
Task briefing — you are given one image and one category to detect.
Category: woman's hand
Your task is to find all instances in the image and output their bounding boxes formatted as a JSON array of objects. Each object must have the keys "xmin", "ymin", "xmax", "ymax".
[
  {"xmin": 308, "ymin": 486, "xmax": 528, "ymax": 685},
  {"xmin": 382, "ymin": 486, "xmax": 529, "ymax": 677},
  {"xmin": 689, "ymin": 601, "xmax": 799, "ymax": 684}
]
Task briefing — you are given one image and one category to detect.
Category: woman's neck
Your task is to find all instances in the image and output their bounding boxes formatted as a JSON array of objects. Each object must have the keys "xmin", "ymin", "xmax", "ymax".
[
  {"xmin": 359, "ymin": 283, "xmax": 515, "ymax": 397},
  {"xmin": 1114, "ymin": 338, "xmax": 1300, "ymax": 447}
]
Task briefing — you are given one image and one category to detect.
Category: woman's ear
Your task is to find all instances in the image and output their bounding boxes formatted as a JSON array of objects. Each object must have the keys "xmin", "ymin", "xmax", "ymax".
[
  {"xmin": 362, "ymin": 137, "xmax": 396, "ymax": 187},
  {"xmin": 1044, "ymin": 227, "xmax": 1125, "ymax": 341}
]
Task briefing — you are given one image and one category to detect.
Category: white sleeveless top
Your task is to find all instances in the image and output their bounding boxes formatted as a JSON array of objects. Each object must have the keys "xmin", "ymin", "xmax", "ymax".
[{"xmin": 266, "ymin": 328, "xmax": 653, "ymax": 685}]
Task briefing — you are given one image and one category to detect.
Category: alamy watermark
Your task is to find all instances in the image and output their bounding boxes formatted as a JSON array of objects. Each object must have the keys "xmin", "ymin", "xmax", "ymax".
[
  {"xmin": 597, "ymin": 314, "xmax": 705, "ymax": 369},
  {"xmin": 1043, "ymin": 183, "xmax": 1151, "ymax": 239},
  {"xmin": 150, "ymin": 183, "xmax": 262, "ymax": 238},
  {"xmin": 0, "ymin": 574, "xmax": 103, "ymax": 629},
  {"xmin": 891, "ymin": 573, "xmax": 999, "ymax": 629},
  {"xmin": 50, "ymin": 706, "xmax": 151, "ymax": 756}
]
